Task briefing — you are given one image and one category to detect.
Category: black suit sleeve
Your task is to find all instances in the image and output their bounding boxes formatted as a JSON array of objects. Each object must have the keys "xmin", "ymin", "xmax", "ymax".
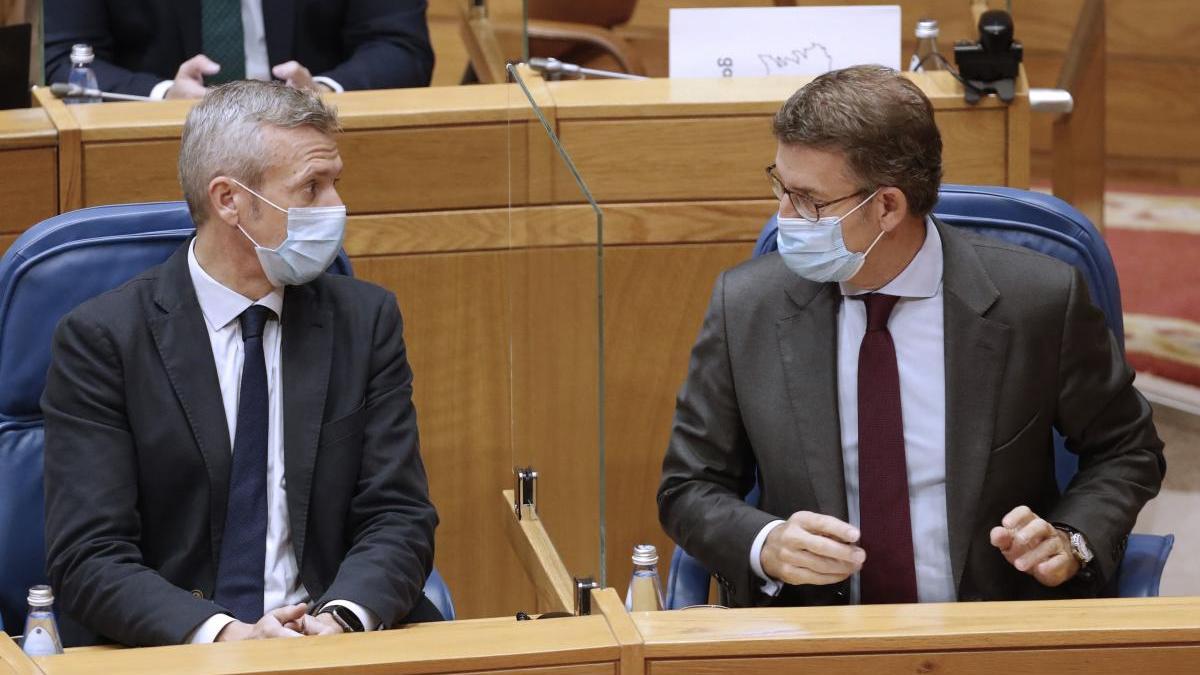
[
  {"xmin": 316, "ymin": 0, "xmax": 434, "ymax": 91},
  {"xmin": 313, "ymin": 293, "xmax": 437, "ymax": 626},
  {"xmin": 657, "ymin": 272, "xmax": 778, "ymax": 608},
  {"xmin": 1048, "ymin": 267, "xmax": 1166, "ymax": 587},
  {"xmin": 43, "ymin": 0, "xmax": 167, "ymax": 97},
  {"xmin": 41, "ymin": 310, "xmax": 229, "ymax": 646}
]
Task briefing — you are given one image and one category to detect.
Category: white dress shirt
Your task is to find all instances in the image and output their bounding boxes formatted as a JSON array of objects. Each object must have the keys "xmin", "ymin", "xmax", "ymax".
[
  {"xmin": 185, "ymin": 241, "xmax": 372, "ymax": 642},
  {"xmin": 751, "ymin": 217, "xmax": 957, "ymax": 603},
  {"xmin": 149, "ymin": 0, "xmax": 343, "ymax": 100}
]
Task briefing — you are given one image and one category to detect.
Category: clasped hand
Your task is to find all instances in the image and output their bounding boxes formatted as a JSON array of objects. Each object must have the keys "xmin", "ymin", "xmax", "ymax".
[
  {"xmin": 215, "ymin": 603, "xmax": 345, "ymax": 641},
  {"xmin": 165, "ymin": 55, "xmax": 332, "ymax": 100}
]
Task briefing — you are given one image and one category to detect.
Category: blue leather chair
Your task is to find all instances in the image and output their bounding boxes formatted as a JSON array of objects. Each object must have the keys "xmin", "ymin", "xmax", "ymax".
[
  {"xmin": 0, "ymin": 202, "xmax": 454, "ymax": 633},
  {"xmin": 665, "ymin": 185, "xmax": 1174, "ymax": 608}
]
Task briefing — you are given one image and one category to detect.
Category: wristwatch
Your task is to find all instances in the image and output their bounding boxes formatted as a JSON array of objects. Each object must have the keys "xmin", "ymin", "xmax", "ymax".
[
  {"xmin": 1054, "ymin": 524, "xmax": 1094, "ymax": 567},
  {"xmin": 317, "ymin": 604, "xmax": 365, "ymax": 633}
]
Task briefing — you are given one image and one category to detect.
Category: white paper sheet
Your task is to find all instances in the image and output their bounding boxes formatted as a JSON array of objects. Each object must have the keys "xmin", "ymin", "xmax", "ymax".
[{"xmin": 669, "ymin": 6, "xmax": 902, "ymax": 79}]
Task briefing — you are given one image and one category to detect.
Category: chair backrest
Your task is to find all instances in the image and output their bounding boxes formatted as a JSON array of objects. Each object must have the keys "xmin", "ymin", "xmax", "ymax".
[
  {"xmin": 0, "ymin": 202, "xmax": 352, "ymax": 632},
  {"xmin": 754, "ymin": 185, "xmax": 1124, "ymax": 490},
  {"xmin": 526, "ymin": 0, "xmax": 638, "ymax": 28}
]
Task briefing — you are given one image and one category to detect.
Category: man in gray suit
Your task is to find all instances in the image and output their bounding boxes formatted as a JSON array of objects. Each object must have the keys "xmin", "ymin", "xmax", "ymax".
[{"xmin": 658, "ymin": 65, "xmax": 1165, "ymax": 608}]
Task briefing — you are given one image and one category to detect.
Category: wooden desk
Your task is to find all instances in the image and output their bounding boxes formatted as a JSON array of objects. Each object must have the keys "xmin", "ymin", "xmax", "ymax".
[
  {"xmin": 0, "ymin": 107, "xmax": 57, "ymax": 253},
  {"xmin": 10, "ymin": 616, "xmax": 621, "ymax": 675},
  {"xmin": 3, "ymin": 74, "xmax": 1028, "ymax": 618},
  {"xmin": 630, "ymin": 597, "xmax": 1200, "ymax": 674}
]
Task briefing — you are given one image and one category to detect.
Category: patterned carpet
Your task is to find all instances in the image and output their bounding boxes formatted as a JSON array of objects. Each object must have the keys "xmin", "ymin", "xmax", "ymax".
[{"xmin": 1105, "ymin": 189, "xmax": 1200, "ymax": 389}]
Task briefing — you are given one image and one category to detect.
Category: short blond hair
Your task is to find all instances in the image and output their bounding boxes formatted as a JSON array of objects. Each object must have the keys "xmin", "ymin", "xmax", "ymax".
[{"xmin": 178, "ymin": 80, "xmax": 341, "ymax": 223}]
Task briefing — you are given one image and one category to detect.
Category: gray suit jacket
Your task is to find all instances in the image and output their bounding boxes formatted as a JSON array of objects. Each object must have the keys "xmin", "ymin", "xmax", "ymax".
[
  {"xmin": 42, "ymin": 242, "xmax": 437, "ymax": 646},
  {"xmin": 658, "ymin": 218, "xmax": 1165, "ymax": 607}
]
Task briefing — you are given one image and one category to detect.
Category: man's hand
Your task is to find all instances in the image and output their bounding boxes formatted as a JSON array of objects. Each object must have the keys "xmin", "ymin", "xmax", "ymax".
[
  {"xmin": 165, "ymin": 54, "xmax": 220, "ymax": 99},
  {"xmin": 760, "ymin": 511, "xmax": 865, "ymax": 586},
  {"xmin": 272, "ymin": 61, "xmax": 331, "ymax": 93},
  {"xmin": 291, "ymin": 612, "xmax": 345, "ymax": 636},
  {"xmin": 215, "ymin": 603, "xmax": 307, "ymax": 641},
  {"xmin": 990, "ymin": 505, "xmax": 1080, "ymax": 587}
]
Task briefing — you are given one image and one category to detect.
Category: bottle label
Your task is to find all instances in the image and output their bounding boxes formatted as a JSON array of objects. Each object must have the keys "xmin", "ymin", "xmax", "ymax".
[{"xmin": 22, "ymin": 626, "xmax": 61, "ymax": 657}]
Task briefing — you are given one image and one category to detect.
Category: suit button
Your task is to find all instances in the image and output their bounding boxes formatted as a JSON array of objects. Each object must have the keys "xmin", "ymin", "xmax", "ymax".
[{"xmin": 191, "ymin": 589, "xmax": 205, "ymax": 599}]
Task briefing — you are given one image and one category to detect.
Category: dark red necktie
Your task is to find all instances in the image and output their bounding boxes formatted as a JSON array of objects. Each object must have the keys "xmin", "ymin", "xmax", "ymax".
[{"xmin": 857, "ymin": 294, "xmax": 918, "ymax": 604}]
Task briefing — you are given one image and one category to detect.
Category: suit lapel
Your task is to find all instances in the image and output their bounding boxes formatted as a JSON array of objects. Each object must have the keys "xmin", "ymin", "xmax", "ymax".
[
  {"xmin": 148, "ymin": 242, "xmax": 232, "ymax": 565},
  {"xmin": 776, "ymin": 277, "xmax": 848, "ymax": 521},
  {"xmin": 262, "ymin": 0, "xmax": 297, "ymax": 69},
  {"xmin": 174, "ymin": 0, "xmax": 202, "ymax": 61},
  {"xmin": 937, "ymin": 218, "xmax": 1010, "ymax": 593},
  {"xmin": 280, "ymin": 282, "xmax": 333, "ymax": 567}
]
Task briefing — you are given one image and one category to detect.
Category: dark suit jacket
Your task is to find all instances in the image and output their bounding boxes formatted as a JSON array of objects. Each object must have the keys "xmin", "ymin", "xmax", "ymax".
[
  {"xmin": 41, "ymin": 242, "xmax": 438, "ymax": 647},
  {"xmin": 658, "ymin": 218, "xmax": 1165, "ymax": 608},
  {"xmin": 44, "ymin": 0, "xmax": 434, "ymax": 96}
]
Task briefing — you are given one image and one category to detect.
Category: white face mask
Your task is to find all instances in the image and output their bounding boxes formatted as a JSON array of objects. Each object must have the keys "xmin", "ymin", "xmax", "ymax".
[
  {"xmin": 230, "ymin": 178, "xmax": 346, "ymax": 287},
  {"xmin": 776, "ymin": 189, "xmax": 883, "ymax": 283}
]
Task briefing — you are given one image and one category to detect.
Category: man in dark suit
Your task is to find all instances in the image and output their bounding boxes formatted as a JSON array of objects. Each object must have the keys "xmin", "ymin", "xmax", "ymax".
[
  {"xmin": 658, "ymin": 65, "xmax": 1165, "ymax": 609},
  {"xmin": 44, "ymin": 0, "xmax": 433, "ymax": 99},
  {"xmin": 41, "ymin": 79, "xmax": 438, "ymax": 647}
]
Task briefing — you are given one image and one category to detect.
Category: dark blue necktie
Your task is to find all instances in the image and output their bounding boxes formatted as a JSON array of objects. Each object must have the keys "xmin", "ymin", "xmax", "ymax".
[{"xmin": 214, "ymin": 305, "xmax": 274, "ymax": 623}]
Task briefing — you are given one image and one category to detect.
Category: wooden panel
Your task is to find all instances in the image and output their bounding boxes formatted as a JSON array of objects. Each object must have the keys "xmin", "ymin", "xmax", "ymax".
[
  {"xmin": 0, "ymin": 147, "xmax": 57, "ymax": 233},
  {"xmin": 82, "ymin": 140, "xmax": 180, "ymax": 206},
  {"xmin": 647, "ymin": 646, "xmax": 1200, "ymax": 675},
  {"xmin": 603, "ymin": 244, "xmax": 752, "ymax": 591},
  {"xmin": 0, "ymin": 632, "xmax": 38, "ymax": 675},
  {"xmin": 338, "ymin": 123, "xmax": 529, "ymax": 213},
  {"xmin": 0, "ymin": 108, "xmax": 56, "ymax": 150},
  {"xmin": 635, "ymin": 598, "xmax": 1200, "ymax": 658},
  {"xmin": 34, "ymin": 615, "xmax": 620, "ymax": 675},
  {"xmin": 350, "ymin": 251, "xmax": 531, "ymax": 621},
  {"xmin": 80, "ymin": 122, "xmax": 532, "ymax": 213},
  {"xmin": 557, "ymin": 117, "xmax": 775, "ymax": 203},
  {"xmin": 0, "ymin": 233, "xmax": 19, "ymax": 257},
  {"xmin": 939, "ymin": 109, "xmax": 1010, "ymax": 186}
]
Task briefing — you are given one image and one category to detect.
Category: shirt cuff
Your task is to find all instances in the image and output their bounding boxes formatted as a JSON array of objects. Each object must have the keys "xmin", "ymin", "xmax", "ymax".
[
  {"xmin": 750, "ymin": 519, "xmax": 786, "ymax": 597},
  {"xmin": 186, "ymin": 613, "xmax": 236, "ymax": 644},
  {"xmin": 323, "ymin": 599, "xmax": 379, "ymax": 631},
  {"xmin": 149, "ymin": 80, "xmax": 174, "ymax": 100},
  {"xmin": 311, "ymin": 76, "xmax": 344, "ymax": 93}
]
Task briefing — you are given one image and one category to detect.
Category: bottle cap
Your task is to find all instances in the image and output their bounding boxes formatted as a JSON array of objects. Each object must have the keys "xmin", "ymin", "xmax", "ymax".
[
  {"xmin": 632, "ymin": 544, "xmax": 658, "ymax": 566},
  {"xmin": 70, "ymin": 44, "xmax": 95, "ymax": 65},
  {"xmin": 915, "ymin": 19, "xmax": 940, "ymax": 39},
  {"xmin": 28, "ymin": 585, "xmax": 54, "ymax": 607}
]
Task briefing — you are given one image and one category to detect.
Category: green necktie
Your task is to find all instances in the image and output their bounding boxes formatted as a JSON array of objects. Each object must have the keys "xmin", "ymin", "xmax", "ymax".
[{"xmin": 202, "ymin": 0, "xmax": 246, "ymax": 84}]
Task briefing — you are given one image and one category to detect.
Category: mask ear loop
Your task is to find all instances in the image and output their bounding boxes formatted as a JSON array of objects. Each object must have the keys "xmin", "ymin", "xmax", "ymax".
[
  {"xmin": 229, "ymin": 177, "xmax": 288, "ymax": 214},
  {"xmin": 849, "ymin": 188, "xmax": 887, "ymax": 257}
]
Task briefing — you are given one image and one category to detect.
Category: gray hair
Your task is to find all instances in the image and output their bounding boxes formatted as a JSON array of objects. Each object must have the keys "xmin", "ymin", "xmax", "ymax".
[
  {"xmin": 178, "ymin": 80, "xmax": 341, "ymax": 223},
  {"xmin": 773, "ymin": 65, "xmax": 943, "ymax": 217}
]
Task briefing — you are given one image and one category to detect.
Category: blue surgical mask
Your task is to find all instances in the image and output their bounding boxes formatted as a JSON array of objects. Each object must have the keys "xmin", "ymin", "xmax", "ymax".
[
  {"xmin": 776, "ymin": 189, "xmax": 883, "ymax": 283},
  {"xmin": 230, "ymin": 178, "xmax": 346, "ymax": 287}
]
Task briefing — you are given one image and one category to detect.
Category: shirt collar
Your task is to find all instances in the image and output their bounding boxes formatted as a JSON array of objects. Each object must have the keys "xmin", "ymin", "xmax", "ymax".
[
  {"xmin": 840, "ymin": 216, "xmax": 943, "ymax": 299},
  {"xmin": 187, "ymin": 239, "xmax": 284, "ymax": 331}
]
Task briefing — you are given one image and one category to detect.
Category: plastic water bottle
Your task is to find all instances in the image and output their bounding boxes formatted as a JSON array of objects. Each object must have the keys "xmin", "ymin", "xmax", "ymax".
[
  {"xmin": 909, "ymin": 19, "xmax": 945, "ymax": 72},
  {"xmin": 21, "ymin": 585, "xmax": 64, "ymax": 656},
  {"xmin": 624, "ymin": 544, "xmax": 664, "ymax": 611},
  {"xmin": 66, "ymin": 44, "xmax": 101, "ymax": 104}
]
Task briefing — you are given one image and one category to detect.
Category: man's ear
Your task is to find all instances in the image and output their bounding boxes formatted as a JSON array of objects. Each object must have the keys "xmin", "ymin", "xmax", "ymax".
[
  {"xmin": 877, "ymin": 187, "xmax": 910, "ymax": 233},
  {"xmin": 209, "ymin": 176, "xmax": 242, "ymax": 229}
]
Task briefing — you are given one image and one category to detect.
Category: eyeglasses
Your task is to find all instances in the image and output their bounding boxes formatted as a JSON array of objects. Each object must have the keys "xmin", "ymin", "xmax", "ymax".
[{"xmin": 766, "ymin": 164, "xmax": 867, "ymax": 223}]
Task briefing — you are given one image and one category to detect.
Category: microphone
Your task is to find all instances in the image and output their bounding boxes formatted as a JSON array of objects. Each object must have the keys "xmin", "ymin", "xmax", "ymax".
[
  {"xmin": 49, "ymin": 82, "xmax": 153, "ymax": 102},
  {"xmin": 527, "ymin": 57, "xmax": 648, "ymax": 81}
]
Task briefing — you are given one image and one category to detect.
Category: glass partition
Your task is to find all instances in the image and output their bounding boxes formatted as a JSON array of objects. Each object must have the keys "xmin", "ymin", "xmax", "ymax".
[{"xmin": 504, "ymin": 63, "xmax": 606, "ymax": 591}]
